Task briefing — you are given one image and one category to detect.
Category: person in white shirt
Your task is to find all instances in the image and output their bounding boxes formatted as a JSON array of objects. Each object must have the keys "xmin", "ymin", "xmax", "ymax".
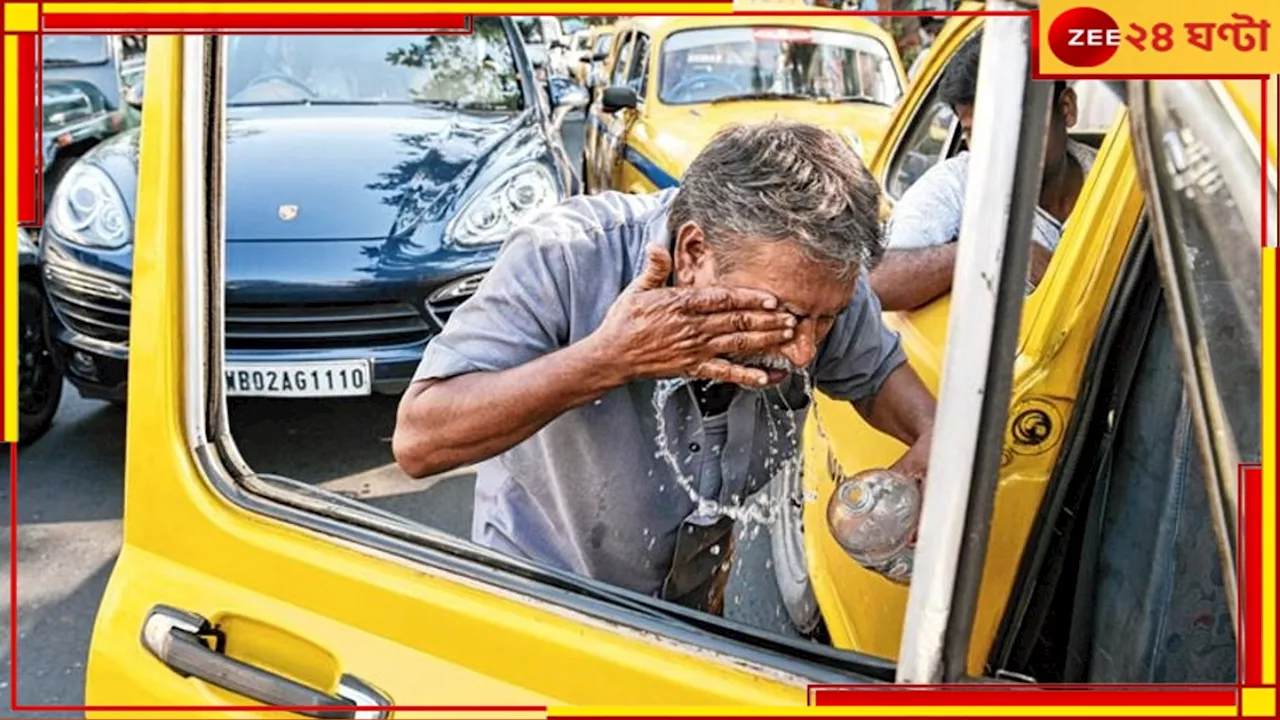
[{"xmin": 869, "ymin": 31, "xmax": 1098, "ymax": 312}]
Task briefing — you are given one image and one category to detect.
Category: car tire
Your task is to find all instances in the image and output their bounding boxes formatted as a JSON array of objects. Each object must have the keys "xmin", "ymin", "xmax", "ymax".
[
  {"xmin": 18, "ymin": 280, "xmax": 63, "ymax": 445},
  {"xmin": 769, "ymin": 463, "xmax": 822, "ymax": 636}
]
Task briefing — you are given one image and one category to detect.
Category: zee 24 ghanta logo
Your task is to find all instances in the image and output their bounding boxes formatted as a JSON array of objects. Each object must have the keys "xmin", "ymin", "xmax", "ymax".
[{"xmin": 1047, "ymin": 6, "xmax": 1271, "ymax": 68}]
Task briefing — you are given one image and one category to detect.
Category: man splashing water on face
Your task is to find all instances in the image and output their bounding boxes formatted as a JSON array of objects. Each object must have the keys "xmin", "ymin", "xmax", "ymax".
[{"xmin": 394, "ymin": 121, "xmax": 937, "ymax": 616}]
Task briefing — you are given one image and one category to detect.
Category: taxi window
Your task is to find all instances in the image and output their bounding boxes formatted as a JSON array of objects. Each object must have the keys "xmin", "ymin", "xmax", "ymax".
[
  {"xmin": 611, "ymin": 31, "xmax": 635, "ymax": 87},
  {"xmin": 885, "ymin": 88, "xmax": 957, "ymax": 200},
  {"xmin": 627, "ymin": 33, "xmax": 651, "ymax": 97},
  {"xmin": 199, "ymin": 19, "xmax": 903, "ymax": 685}
]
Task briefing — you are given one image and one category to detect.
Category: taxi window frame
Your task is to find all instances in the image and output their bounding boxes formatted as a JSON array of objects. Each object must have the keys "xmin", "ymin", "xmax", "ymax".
[
  {"xmin": 626, "ymin": 31, "xmax": 652, "ymax": 101},
  {"xmin": 609, "ymin": 29, "xmax": 636, "ymax": 88},
  {"xmin": 178, "ymin": 33, "xmax": 900, "ymax": 690}
]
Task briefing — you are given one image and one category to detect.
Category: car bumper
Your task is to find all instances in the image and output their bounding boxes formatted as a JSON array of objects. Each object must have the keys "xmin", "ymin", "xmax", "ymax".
[{"xmin": 39, "ymin": 228, "xmax": 489, "ymax": 401}]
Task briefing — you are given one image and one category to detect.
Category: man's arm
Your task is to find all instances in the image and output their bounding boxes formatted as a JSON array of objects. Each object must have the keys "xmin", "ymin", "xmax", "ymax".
[
  {"xmin": 868, "ymin": 243, "xmax": 958, "ymax": 312},
  {"xmin": 394, "ymin": 239, "xmax": 792, "ymax": 479},
  {"xmin": 852, "ymin": 362, "xmax": 935, "ymax": 447},
  {"xmin": 870, "ymin": 156, "xmax": 969, "ymax": 312},
  {"xmin": 394, "ymin": 340, "xmax": 624, "ymax": 479},
  {"xmin": 814, "ymin": 276, "xmax": 937, "ymax": 480},
  {"xmin": 852, "ymin": 363, "xmax": 936, "ymax": 480}
]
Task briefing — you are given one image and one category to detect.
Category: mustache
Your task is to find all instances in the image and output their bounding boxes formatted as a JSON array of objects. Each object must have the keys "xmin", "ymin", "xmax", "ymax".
[{"xmin": 727, "ymin": 354, "xmax": 799, "ymax": 374}]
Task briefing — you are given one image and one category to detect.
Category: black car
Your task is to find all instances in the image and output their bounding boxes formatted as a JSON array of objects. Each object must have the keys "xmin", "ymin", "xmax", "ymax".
[
  {"xmin": 39, "ymin": 20, "xmax": 588, "ymax": 403},
  {"xmin": 40, "ymin": 35, "xmax": 141, "ymax": 208},
  {"xmin": 18, "ymin": 227, "xmax": 63, "ymax": 443}
]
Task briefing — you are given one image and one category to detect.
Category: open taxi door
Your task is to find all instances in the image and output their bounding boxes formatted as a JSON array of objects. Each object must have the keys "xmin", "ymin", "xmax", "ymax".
[{"xmin": 84, "ymin": 33, "xmax": 915, "ymax": 718}]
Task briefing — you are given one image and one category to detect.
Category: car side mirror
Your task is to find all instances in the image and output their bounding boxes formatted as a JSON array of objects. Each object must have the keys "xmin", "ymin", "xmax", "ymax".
[
  {"xmin": 125, "ymin": 78, "xmax": 144, "ymax": 109},
  {"xmin": 600, "ymin": 86, "xmax": 638, "ymax": 113},
  {"xmin": 579, "ymin": 53, "xmax": 594, "ymax": 64},
  {"xmin": 592, "ymin": 51, "xmax": 610, "ymax": 62}
]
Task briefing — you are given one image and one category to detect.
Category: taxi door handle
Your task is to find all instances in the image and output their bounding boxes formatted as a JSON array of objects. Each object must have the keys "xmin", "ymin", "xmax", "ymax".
[{"xmin": 141, "ymin": 605, "xmax": 390, "ymax": 720}]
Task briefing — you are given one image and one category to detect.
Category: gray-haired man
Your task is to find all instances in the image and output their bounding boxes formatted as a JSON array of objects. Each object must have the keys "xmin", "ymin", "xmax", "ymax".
[{"xmin": 394, "ymin": 121, "xmax": 937, "ymax": 616}]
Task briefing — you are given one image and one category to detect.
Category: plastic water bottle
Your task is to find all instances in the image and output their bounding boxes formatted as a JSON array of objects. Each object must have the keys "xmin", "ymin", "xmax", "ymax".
[{"xmin": 825, "ymin": 468, "xmax": 920, "ymax": 585}]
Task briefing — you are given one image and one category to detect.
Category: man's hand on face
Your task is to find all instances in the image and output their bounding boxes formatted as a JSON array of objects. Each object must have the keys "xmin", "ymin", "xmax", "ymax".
[{"xmin": 589, "ymin": 244, "xmax": 798, "ymax": 387}]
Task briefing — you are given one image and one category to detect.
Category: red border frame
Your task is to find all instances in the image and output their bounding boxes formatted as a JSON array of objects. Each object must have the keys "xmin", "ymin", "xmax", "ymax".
[{"xmin": 3, "ymin": 4, "xmax": 1273, "ymax": 715}]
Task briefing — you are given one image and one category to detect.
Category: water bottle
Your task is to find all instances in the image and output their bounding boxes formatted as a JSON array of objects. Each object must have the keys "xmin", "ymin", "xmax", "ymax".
[{"xmin": 825, "ymin": 468, "xmax": 921, "ymax": 585}]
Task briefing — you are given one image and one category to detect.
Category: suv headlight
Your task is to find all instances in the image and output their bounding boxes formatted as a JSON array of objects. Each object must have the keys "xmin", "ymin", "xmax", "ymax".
[
  {"xmin": 447, "ymin": 164, "xmax": 557, "ymax": 247},
  {"xmin": 48, "ymin": 162, "xmax": 131, "ymax": 249}
]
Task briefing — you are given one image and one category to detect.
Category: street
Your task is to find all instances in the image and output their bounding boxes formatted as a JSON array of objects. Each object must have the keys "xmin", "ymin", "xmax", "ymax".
[{"xmin": 2, "ymin": 116, "xmax": 798, "ymax": 715}]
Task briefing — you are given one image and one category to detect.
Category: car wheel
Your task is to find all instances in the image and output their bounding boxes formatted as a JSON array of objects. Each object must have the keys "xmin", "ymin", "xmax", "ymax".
[
  {"xmin": 18, "ymin": 280, "xmax": 63, "ymax": 445},
  {"xmin": 769, "ymin": 463, "xmax": 822, "ymax": 636}
]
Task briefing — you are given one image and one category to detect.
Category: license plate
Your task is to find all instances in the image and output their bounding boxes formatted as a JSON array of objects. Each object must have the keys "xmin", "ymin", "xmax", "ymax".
[{"xmin": 224, "ymin": 360, "xmax": 372, "ymax": 398}]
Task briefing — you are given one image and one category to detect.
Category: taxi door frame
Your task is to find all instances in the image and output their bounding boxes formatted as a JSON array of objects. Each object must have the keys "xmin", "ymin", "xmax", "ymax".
[{"xmin": 598, "ymin": 29, "xmax": 639, "ymax": 191}]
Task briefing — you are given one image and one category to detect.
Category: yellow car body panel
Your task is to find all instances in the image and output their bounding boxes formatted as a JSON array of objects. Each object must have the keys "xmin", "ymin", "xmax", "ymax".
[
  {"xmin": 802, "ymin": 11, "xmax": 1152, "ymax": 673},
  {"xmin": 583, "ymin": 10, "xmax": 906, "ymax": 195},
  {"xmin": 84, "ymin": 36, "xmax": 809, "ymax": 715}
]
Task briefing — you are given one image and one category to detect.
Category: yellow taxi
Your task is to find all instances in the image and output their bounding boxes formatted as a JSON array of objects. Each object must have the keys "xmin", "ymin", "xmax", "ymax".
[
  {"xmin": 781, "ymin": 5, "xmax": 1271, "ymax": 683},
  {"xmin": 83, "ymin": 13, "xmax": 1270, "ymax": 714},
  {"xmin": 582, "ymin": 8, "xmax": 906, "ymax": 193}
]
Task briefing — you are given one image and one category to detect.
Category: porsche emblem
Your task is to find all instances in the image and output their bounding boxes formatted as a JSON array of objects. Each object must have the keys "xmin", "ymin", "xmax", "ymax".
[{"xmin": 277, "ymin": 204, "xmax": 299, "ymax": 221}]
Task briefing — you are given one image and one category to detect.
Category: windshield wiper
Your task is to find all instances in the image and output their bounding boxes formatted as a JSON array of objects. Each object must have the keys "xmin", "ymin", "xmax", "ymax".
[
  {"xmin": 43, "ymin": 57, "xmax": 100, "ymax": 67},
  {"xmin": 708, "ymin": 91, "xmax": 814, "ymax": 104},
  {"xmin": 819, "ymin": 93, "xmax": 894, "ymax": 108},
  {"xmin": 228, "ymin": 98, "xmax": 388, "ymax": 107}
]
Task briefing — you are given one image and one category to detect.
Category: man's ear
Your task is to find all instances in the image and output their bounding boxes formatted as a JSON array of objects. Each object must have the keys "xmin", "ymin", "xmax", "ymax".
[
  {"xmin": 1059, "ymin": 86, "xmax": 1079, "ymax": 129},
  {"xmin": 673, "ymin": 222, "xmax": 717, "ymax": 286}
]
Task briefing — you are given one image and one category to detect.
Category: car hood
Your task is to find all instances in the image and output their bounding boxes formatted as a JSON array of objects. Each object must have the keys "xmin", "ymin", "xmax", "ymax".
[
  {"xmin": 221, "ymin": 105, "xmax": 539, "ymax": 243},
  {"xmin": 645, "ymin": 101, "xmax": 894, "ymax": 179}
]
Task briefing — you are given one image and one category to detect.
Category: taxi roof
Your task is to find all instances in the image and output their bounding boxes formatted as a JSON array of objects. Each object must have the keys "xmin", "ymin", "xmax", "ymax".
[{"xmin": 615, "ymin": 10, "xmax": 895, "ymax": 45}]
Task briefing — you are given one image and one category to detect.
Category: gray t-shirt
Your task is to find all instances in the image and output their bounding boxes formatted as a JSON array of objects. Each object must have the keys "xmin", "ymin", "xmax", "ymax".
[
  {"xmin": 413, "ymin": 189, "xmax": 907, "ymax": 596},
  {"xmin": 885, "ymin": 138, "xmax": 1099, "ymax": 253}
]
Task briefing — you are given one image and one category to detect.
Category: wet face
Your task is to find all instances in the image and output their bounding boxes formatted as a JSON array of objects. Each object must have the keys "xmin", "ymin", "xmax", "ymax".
[{"xmin": 674, "ymin": 224, "xmax": 857, "ymax": 386}]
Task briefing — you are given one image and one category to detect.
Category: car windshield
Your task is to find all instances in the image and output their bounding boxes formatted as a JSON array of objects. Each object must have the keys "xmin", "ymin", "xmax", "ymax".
[
  {"xmin": 42, "ymin": 35, "xmax": 109, "ymax": 65},
  {"xmin": 225, "ymin": 21, "xmax": 524, "ymax": 111},
  {"xmin": 659, "ymin": 25, "xmax": 902, "ymax": 106}
]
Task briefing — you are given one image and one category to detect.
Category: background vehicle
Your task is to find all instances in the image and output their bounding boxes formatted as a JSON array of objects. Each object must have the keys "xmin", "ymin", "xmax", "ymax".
[
  {"xmin": 582, "ymin": 9, "xmax": 905, "ymax": 194},
  {"xmin": 17, "ymin": 226, "xmax": 63, "ymax": 444},
  {"xmin": 39, "ymin": 20, "xmax": 584, "ymax": 404},
  {"xmin": 39, "ymin": 35, "xmax": 138, "ymax": 208},
  {"xmin": 783, "ymin": 9, "xmax": 1268, "ymax": 685},
  {"xmin": 576, "ymin": 23, "xmax": 616, "ymax": 91}
]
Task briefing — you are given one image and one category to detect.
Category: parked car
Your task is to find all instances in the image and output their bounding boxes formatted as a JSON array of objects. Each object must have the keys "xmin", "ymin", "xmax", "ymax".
[
  {"xmin": 39, "ymin": 35, "xmax": 139, "ymax": 208},
  {"xmin": 17, "ymin": 227, "xmax": 62, "ymax": 443},
  {"xmin": 582, "ymin": 8, "xmax": 906, "ymax": 194},
  {"xmin": 38, "ymin": 19, "xmax": 585, "ymax": 404}
]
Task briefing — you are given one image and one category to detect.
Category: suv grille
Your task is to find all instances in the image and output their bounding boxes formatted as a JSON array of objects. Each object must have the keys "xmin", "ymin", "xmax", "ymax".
[
  {"xmin": 44, "ymin": 261, "xmax": 132, "ymax": 345},
  {"xmin": 224, "ymin": 301, "xmax": 431, "ymax": 351}
]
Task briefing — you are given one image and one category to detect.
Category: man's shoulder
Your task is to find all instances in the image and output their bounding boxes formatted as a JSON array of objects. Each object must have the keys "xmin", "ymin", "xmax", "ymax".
[{"xmin": 495, "ymin": 190, "xmax": 673, "ymax": 287}]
